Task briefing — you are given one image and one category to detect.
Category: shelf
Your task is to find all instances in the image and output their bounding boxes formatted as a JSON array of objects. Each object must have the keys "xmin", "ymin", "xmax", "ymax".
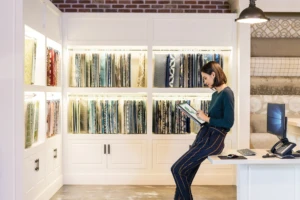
[
  {"xmin": 24, "ymin": 140, "xmax": 45, "ymax": 159},
  {"xmin": 46, "ymin": 133, "xmax": 60, "ymax": 142},
  {"xmin": 152, "ymin": 133, "xmax": 197, "ymax": 140},
  {"xmin": 67, "ymin": 133, "xmax": 149, "ymax": 140},
  {"xmin": 66, "ymin": 87, "xmax": 148, "ymax": 94},
  {"xmin": 66, "ymin": 133, "xmax": 200, "ymax": 140},
  {"xmin": 152, "ymin": 88, "xmax": 214, "ymax": 94},
  {"xmin": 24, "ymin": 85, "xmax": 61, "ymax": 93},
  {"xmin": 66, "ymin": 88, "xmax": 213, "ymax": 94},
  {"xmin": 24, "ymin": 134, "xmax": 62, "ymax": 158}
]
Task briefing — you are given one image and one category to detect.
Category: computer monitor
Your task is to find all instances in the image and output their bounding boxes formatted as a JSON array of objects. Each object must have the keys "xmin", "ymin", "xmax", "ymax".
[{"xmin": 267, "ymin": 103, "xmax": 287, "ymax": 140}]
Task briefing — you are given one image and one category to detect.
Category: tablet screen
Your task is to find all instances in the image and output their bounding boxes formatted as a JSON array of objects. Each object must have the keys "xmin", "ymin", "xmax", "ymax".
[{"xmin": 177, "ymin": 103, "xmax": 205, "ymax": 125}]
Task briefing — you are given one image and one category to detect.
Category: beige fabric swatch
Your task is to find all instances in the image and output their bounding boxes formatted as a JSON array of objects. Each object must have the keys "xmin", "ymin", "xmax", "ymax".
[{"xmin": 24, "ymin": 38, "xmax": 36, "ymax": 84}]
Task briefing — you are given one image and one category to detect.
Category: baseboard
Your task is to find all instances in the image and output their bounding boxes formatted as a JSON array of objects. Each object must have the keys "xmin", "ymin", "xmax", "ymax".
[
  {"xmin": 36, "ymin": 175, "xmax": 63, "ymax": 200},
  {"xmin": 64, "ymin": 173, "xmax": 235, "ymax": 185}
]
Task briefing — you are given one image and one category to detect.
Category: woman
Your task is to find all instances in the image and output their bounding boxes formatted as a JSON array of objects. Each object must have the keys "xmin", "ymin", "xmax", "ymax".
[{"xmin": 171, "ymin": 61, "xmax": 234, "ymax": 200}]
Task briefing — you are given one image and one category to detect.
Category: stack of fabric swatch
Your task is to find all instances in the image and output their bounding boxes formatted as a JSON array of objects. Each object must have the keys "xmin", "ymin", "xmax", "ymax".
[
  {"xmin": 24, "ymin": 37, "xmax": 37, "ymax": 85},
  {"xmin": 154, "ymin": 53, "xmax": 223, "ymax": 88},
  {"xmin": 153, "ymin": 99, "xmax": 211, "ymax": 134},
  {"xmin": 47, "ymin": 47, "xmax": 60, "ymax": 86},
  {"xmin": 199, "ymin": 100, "xmax": 211, "ymax": 116},
  {"xmin": 68, "ymin": 98, "xmax": 146, "ymax": 134},
  {"xmin": 123, "ymin": 100, "xmax": 147, "ymax": 134},
  {"xmin": 69, "ymin": 53, "xmax": 146, "ymax": 88},
  {"xmin": 46, "ymin": 100, "xmax": 60, "ymax": 138},
  {"xmin": 152, "ymin": 100, "xmax": 191, "ymax": 134},
  {"xmin": 24, "ymin": 100, "xmax": 39, "ymax": 148}
]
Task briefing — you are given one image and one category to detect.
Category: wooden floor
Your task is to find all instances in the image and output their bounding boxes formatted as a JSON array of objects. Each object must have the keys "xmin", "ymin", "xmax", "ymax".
[{"xmin": 50, "ymin": 185, "xmax": 236, "ymax": 200}]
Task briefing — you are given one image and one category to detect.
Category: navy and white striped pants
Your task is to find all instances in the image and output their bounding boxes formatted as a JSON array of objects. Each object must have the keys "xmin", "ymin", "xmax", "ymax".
[{"xmin": 171, "ymin": 125, "xmax": 226, "ymax": 200}]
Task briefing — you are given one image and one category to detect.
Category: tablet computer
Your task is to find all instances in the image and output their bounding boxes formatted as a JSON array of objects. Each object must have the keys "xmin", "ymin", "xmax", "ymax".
[{"xmin": 177, "ymin": 102, "xmax": 205, "ymax": 125}]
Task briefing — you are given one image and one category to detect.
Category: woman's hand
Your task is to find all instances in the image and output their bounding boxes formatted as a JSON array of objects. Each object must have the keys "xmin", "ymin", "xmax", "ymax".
[{"xmin": 196, "ymin": 110, "xmax": 210, "ymax": 123}]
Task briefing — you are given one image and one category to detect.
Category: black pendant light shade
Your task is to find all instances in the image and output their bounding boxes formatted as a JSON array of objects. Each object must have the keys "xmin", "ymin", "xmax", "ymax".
[{"xmin": 235, "ymin": 0, "xmax": 270, "ymax": 24}]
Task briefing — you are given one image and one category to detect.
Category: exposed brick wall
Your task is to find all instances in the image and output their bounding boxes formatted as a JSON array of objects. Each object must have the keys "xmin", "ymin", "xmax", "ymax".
[{"xmin": 50, "ymin": 0, "xmax": 231, "ymax": 13}]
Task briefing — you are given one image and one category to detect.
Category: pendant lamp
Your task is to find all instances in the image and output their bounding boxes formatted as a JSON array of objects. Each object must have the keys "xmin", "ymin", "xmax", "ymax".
[{"xmin": 235, "ymin": 0, "xmax": 270, "ymax": 24}]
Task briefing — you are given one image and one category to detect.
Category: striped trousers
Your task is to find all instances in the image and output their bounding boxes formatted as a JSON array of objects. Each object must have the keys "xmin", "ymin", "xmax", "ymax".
[{"xmin": 171, "ymin": 125, "xmax": 226, "ymax": 200}]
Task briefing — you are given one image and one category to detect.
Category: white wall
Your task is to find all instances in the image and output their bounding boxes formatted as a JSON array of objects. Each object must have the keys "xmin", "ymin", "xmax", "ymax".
[
  {"xmin": 0, "ymin": 0, "xmax": 24, "ymax": 200},
  {"xmin": 235, "ymin": 0, "xmax": 251, "ymax": 148}
]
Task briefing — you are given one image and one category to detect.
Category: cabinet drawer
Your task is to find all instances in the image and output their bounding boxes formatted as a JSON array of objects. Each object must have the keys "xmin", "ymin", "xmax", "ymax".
[
  {"xmin": 46, "ymin": 135, "xmax": 62, "ymax": 185},
  {"xmin": 24, "ymin": 150, "xmax": 46, "ymax": 200}
]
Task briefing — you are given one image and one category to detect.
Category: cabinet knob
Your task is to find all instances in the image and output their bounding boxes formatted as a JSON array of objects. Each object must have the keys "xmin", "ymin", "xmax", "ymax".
[
  {"xmin": 108, "ymin": 144, "xmax": 110, "ymax": 154},
  {"xmin": 104, "ymin": 144, "xmax": 106, "ymax": 154},
  {"xmin": 35, "ymin": 159, "xmax": 39, "ymax": 171},
  {"xmin": 54, "ymin": 148, "xmax": 57, "ymax": 158}
]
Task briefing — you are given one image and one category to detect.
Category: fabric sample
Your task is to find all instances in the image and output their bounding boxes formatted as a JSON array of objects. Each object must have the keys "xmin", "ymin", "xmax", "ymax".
[
  {"xmin": 173, "ymin": 54, "xmax": 180, "ymax": 88},
  {"xmin": 154, "ymin": 54, "xmax": 168, "ymax": 87},
  {"xmin": 24, "ymin": 38, "xmax": 36, "ymax": 85},
  {"xmin": 179, "ymin": 54, "xmax": 184, "ymax": 88},
  {"xmin": 80, "ymin": 99, "xmax": 88, "ymax": 133},
  {"xmin": 126, "ymin": 54, "xmax": 131, "ymax": 87},
  {"xmin": 114, "ymin": 54, "xmax": 121, "ymax": 87},
  {"xmin": 100, "ymin": 53, "xmax": 107, "ymax": 87},
  {"xmin": 152, "ymin": 100, "xmax": 192, "ymax": 134},
  {"xmin": 47, "ymin": 48, "xmax": 60, "ymax": 86},
  {"xmin": 107, "ymin": 54, "xmax": 112, "ymax": 87},
  {"xmin": 251, "ymin": 57, "xmax": 300, "ymax": 77},
  {"xmin": 251, "ymin": 18, "xmax": 300, "ymax": 38},
  {"xmin": 165, "ymin": 55, "xmax": 170, "ymax": 87},
  {"xmin": 251, "ymin": 38, "xmax": 300, "ymax": 57},
  {"xmin": 24, "ymin": 100, "xmax": 39, "ymax": 148},
  {"xmin": 184, "ymin": 54, "xmax": 189, "ymax": 88},
  {"xmin": 80, "ymin": 54, "xmax": 86, "ymax": 87},
  {"xmin": 86, "ymin": 53, "xmax": 91, "ymax": 87},
  {"xmin": 168, "ymin": 54, "xmax": 176, "ymax": 87},
  {"xmin": 74, "ymin": 54, "xmax": 81, "ymax": 87},
  {"xmin": 47, "ymin": 100, "xmax": 60, "ymax": 137},
  {"xmin": 197, "ymin": 54, "xmax": 203, "ymax": 87},
  {"xmin": 251, "ymin": 76, "xmax": 300, "ymax": 95},
  {"xmin": 91, "ymin": 54, "xmax": 99, "ymax": 87},
  {"xmin": 137, "ymin": 53, "xmax": 146, "ymax": 87}
]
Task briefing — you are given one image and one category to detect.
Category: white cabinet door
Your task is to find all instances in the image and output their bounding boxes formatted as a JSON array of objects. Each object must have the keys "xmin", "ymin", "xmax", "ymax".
[
  {"xmin": 24, "ymin": 155, "xmax": 37, "ymax": 200},
  {"xmin": 46, "ymin": 145, "xmax": 55, "ymax": 186},
  {"xmin": 53, "ymin": 137, "xmax": 62, "ymax": 169},
  {"xmin": 53, "ymin": 136, "xmax": 62, "ymax": 180},
  {"xmin": 152, "ymin": 140, "xmax": 189, "ymax": 171},
  {"xmin": 24, "ymin": 149, "xmax": 47, "ymax": 200},
  {"xmin": 33, "ymin": 149, "xmax": 47, "ymax": 200},
  {"xmin": 68, "ymin": 139, "xmax": 107, "ymax": 174},
  {"xmin": 46, "ymin": 135, "xmax": 62, "ymax": 186},
  {"xmin": 107, "ymin": 140, "xmax": 147, "ymax": 169}
]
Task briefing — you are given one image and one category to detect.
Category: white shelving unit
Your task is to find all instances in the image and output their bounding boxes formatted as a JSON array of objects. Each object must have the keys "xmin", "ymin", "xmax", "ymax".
[
  {"xmin": 2, "ymin": 0, "xmax": 261, "ymax": 197},
  {"xmin": 62, "ymin": 13, "xmax": 238, "ymax": 185},
  {"xmin": 13, "ymin": 0, "xmax": 300, "ymax": 198},
  {"xmin": 23, "ymin": 0, "xmax": 63, "ymax": 199}
]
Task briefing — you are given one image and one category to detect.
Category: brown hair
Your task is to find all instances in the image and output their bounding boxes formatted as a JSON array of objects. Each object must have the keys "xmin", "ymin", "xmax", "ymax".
[{"xmin": 201, "ymin": 61, "xmax": 227, "ymax": 87}]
